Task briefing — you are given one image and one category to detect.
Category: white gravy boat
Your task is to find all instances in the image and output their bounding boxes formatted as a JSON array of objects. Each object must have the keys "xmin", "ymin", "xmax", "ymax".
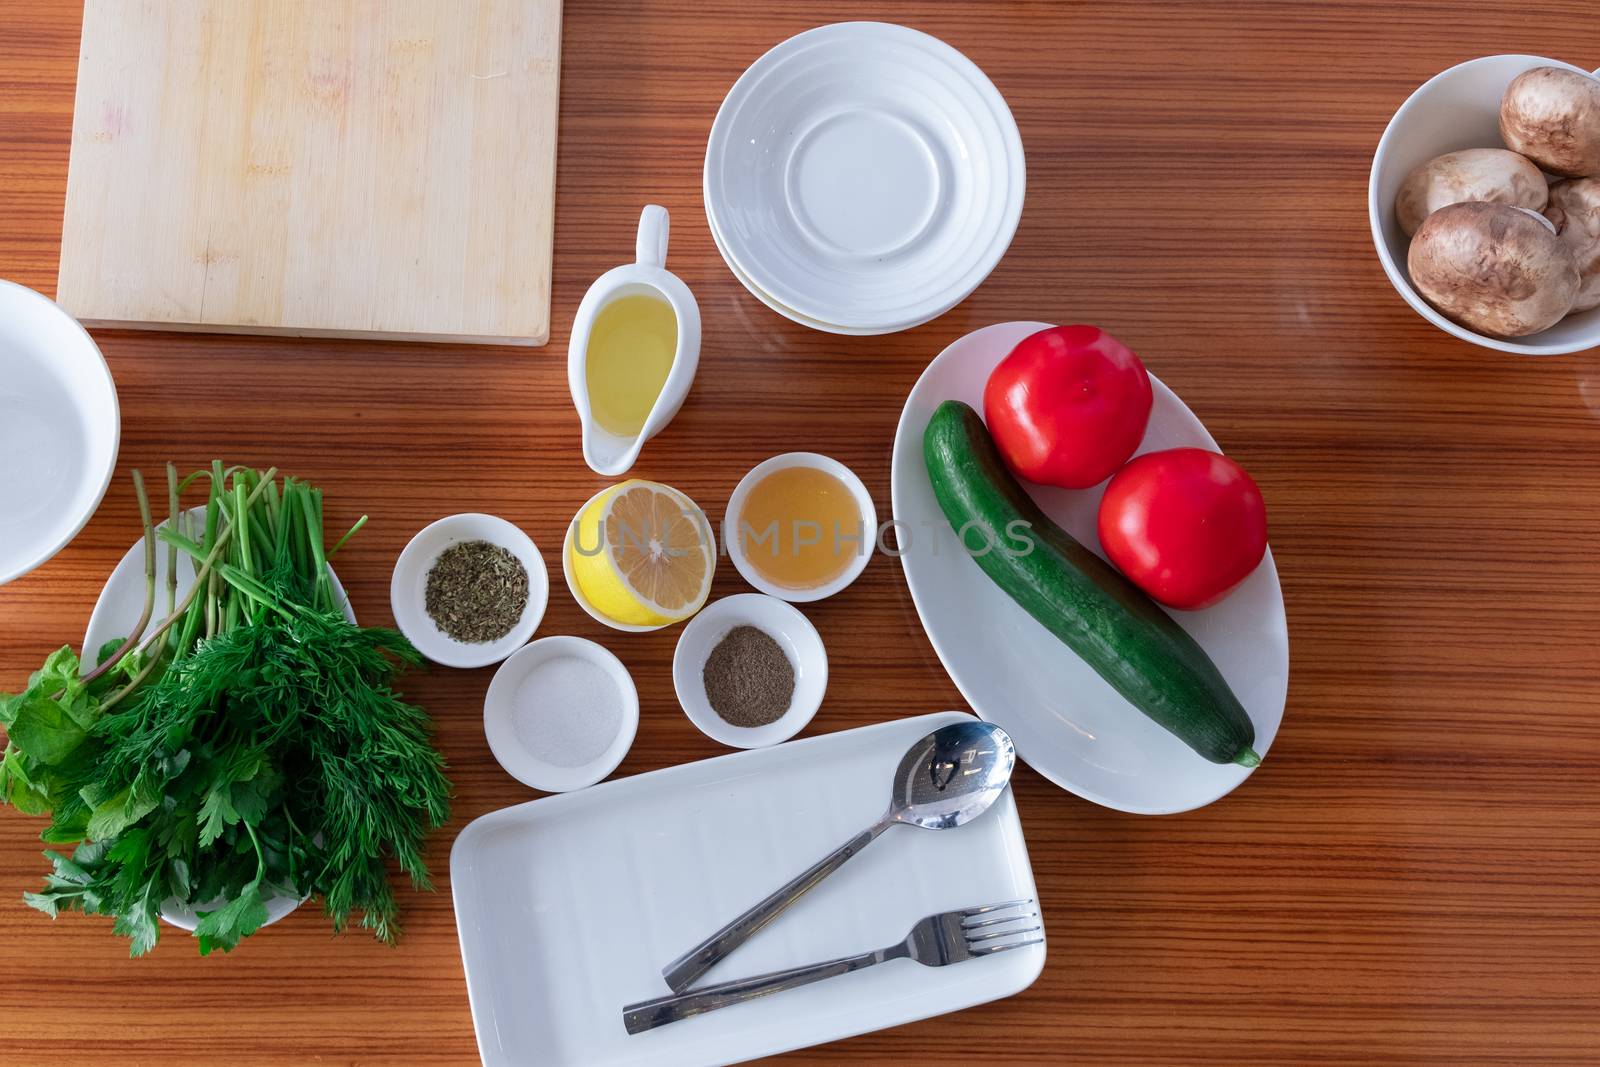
[{"xmin": 568, "ymin": 205, "xmax": 701, "ymax": 476}]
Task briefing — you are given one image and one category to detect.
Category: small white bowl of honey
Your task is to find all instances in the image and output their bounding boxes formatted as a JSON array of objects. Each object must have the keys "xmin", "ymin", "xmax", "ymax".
[
  {"xmin": 568, "ymin": 204, "xmax": 700, "ymax": 477},
  {"xmin": 725, "ymin": 452, "xmax": 877, "ymax": 602}
]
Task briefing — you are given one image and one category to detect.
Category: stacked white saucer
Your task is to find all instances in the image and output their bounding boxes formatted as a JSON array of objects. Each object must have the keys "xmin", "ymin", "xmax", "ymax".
[{"xmin": 704, "ymin": 22, "xmax": 1026, "ymax": 335}]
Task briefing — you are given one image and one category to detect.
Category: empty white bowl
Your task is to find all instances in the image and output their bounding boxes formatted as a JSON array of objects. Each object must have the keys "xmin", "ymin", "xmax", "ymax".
[
  {"xmin": 725, "ymin": 453, "xmax": 877, "ymax": 603},
  {"xmin": 672, "ymin": 594, "xmax": 827, "ymax": 749},
  {"xmin": 1369, "ymin": 54, "xmax": 1600, "ymax": 355},
  {"xmin": 0, "ymin": 279, "xmax": 119, "ymax": 585},
  {"xmin": 705, "ymin": 22, "xmax": 1024, "ymax": 333},
  {"xmin": 391, "ymin": 513, "xmax": 548, "ymax": 668},
  {"xmin": 484, "ymin": 635, "xmax": 639, "ymax": 791}
]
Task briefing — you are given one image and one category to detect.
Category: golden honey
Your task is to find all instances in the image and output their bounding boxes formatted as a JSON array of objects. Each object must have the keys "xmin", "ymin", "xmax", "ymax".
[{"xmin": 737, "ymin": 465, "xmax": 863, "ymax": 589}]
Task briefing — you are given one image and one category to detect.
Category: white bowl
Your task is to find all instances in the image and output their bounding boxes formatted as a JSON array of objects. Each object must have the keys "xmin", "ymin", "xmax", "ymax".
[
  {"xmin": 705, "ymin": 22, "xmax": 1024, "ymax": 332},
  {"xmin": 560, "ymin": 484, "xmax": 717, "ymax": 633},
  {"xmin": 1369, "ymin": 54, "xmax": 1600, "ymax": 355},
  {"xmin": 483, "ymin": 636, "xmax": 640, "ymax": 792},
  {"xmin": 672, "ymin": 593, "xmax": 827, "ymax": 748},
  {"xmin": 0, "ymin": 279, "xmax": 119, "ymax": 584},
  {"xmin": 725, "ymin": 453, "xmax": 877, "ymax": 603},
  {"xmin": 390, "ymin": 513, "xmax": 549, "ymax": 668}
]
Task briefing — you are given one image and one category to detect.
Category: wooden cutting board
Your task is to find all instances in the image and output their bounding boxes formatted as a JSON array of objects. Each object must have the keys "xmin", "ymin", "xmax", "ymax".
[{"xmin": 56, "ymin": 0, "xmax": 563, "ymax": 346}]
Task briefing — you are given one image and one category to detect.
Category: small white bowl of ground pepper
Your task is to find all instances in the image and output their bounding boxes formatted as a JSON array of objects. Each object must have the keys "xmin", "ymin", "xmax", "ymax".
[
  {"xmin": 671, "ymin": 593, "xmax": 827, "ymax": 748},
  {"xmin": 390, "ymin": 513, "xmax": 549, "ymax": 669}
]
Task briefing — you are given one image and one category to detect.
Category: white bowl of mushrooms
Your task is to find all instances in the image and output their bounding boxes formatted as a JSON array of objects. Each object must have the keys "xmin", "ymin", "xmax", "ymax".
[{"xmin": 1370, "ymin": 54, "xmax": 1600, "ymax": 355}]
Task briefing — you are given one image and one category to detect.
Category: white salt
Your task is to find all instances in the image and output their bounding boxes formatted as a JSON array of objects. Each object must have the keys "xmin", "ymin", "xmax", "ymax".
[{"xmin": 513, "ymin": 655, "xmax": 623, "ymax": 768}]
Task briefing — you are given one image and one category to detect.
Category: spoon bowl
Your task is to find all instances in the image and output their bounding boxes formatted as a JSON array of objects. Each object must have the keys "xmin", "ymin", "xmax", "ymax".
[{"xmin": 887, "ymin": 720, "xmax": 1016, "ymax": 830}]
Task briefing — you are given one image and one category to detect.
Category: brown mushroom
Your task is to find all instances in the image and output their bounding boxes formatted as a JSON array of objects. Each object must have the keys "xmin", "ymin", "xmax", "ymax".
[
  {"xmin": 1407, "ymin": 201, "xmax": 1580, "ymax": 338},
  {"xmin": 1499, "ymin": 67, "xmax": 1600, "ymax": 178},
  {"xmin": 1394, "ymin": 148, "xmax": 1547, "ymax": 236},
  {"xmin": 1544, "ymin": 178, "xmax": 1600, "ymax": 312}
]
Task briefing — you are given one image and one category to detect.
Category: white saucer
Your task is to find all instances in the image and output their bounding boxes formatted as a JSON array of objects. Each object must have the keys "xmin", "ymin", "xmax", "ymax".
[
  {"xmin": 705, "ymin": 22, "xmax": 1024, "ymax": 332},
  {"xmin": 706, "ymin": 197, "xmax": 898, "ymax": 336},
  {"xmin": 0, "ymin": 280, "xmax": 119, "ymax": 584}
]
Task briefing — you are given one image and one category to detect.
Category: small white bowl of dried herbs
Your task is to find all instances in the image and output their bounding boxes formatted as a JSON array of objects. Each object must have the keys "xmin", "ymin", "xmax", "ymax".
[{"xmin": 391, "ymin": 513, "xmax": 549, "ymax": 669}]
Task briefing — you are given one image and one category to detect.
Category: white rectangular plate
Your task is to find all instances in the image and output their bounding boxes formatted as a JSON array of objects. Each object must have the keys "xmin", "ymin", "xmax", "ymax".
[{"xmin": 450, "ymin": 711, "xmax": 1045, "ymax": 1066}]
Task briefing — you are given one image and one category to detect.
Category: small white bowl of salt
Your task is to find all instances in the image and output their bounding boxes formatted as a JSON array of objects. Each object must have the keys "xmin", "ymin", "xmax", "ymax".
[{"xmin": 483, "ymin": 636, "xmax": 639, "ymax": 792}]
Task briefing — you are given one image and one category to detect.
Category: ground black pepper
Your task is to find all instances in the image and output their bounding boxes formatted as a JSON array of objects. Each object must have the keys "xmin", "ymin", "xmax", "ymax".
[
  {"xmin": 703, "ymin": 624, "xmax": 795, "ymax": 727},
  {"xmin": 424, "ymin": 539, "xmax": 529, "ymax": 643}
]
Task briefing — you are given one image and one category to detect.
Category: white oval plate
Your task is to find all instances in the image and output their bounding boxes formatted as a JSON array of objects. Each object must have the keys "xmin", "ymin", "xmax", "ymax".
[
  {"xmin": 890, "ymin": 323, "xmax": 1289, "ymax": 814},
  {"xmin": 0, "ymin": 279, "xmax": 119, "ymax": 584},
  {"xmin": 84, "ymin": 506, "xmax": 354, "ymax": 929},
  {"xmin": 705, "ymin": 22, "xmax": 1024, "ymax": 331}
]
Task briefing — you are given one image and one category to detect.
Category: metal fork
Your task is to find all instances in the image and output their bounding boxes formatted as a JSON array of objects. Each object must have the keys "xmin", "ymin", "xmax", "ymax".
[{"xmin": 622, "ymin": 899, "xmax": 1041, "ymax": 1035}]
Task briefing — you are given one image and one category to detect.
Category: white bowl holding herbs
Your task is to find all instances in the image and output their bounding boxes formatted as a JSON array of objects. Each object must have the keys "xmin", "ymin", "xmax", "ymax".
[
  {"xmin": 390, "ymin": 513, "xmax": 548, "ymax": 669},
  {"xmin": 484, "ymin": 636, "xmax": 640, "ymax": 792},
  {"xmin": 672, "ymin": 593, "xmax": 827, "ymax": 749}
]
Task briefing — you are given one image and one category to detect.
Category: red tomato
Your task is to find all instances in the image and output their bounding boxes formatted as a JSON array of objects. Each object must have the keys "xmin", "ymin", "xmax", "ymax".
[
  {"xmin": 983, "ymin": 325, "xmax": 1153, "ymax": 489},
  {"xmin": 1096, "ymin": 448, "xmax": 1268, "ymax": 610}
]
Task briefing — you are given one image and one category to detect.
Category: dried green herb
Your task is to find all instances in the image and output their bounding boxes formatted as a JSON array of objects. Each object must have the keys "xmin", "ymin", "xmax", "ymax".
[{"xmin": 424, "ymin": 540, "xmax": 529, "ymax": 643}]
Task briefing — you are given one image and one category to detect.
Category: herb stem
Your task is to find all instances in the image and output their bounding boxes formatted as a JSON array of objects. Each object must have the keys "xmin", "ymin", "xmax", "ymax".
[
  {"xmin": 100, "ymin": 645, "xmax": 166, "ymax": 714},
  {"xmin": 328, "ymin": 514, "xmax": 367, "ymax": 559},
  {"xmin": 85, "ymin": 471, "xmax": 156, "ymax": 683},
  {"xmin": 80, "ymin": 467, "xmax": 279, "ymax": 687},
  {"xmin": 165, "ymin": 463, "xmax": 180, "ymax": 642}
]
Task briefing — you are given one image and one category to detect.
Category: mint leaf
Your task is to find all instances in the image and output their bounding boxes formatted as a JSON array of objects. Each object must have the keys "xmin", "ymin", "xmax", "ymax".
[
  {"xmin": 8, "ymin": 695, "xmax": 88, "ymax": 766},
  {"xmin": 1, "ymin": 748, "xmax": 52, "ymax": 815},
  {"xmin": 85, "ymin": 772, "xmax": 161, "ymax": 842},
  {"xmin": 30, "ymin": 645, "xmax": 82, "ymax": 694}
]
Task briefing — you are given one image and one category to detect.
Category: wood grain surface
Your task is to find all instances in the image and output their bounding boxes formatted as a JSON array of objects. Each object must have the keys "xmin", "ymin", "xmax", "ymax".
[{"xmin": 3, "ymin": 1, "xmax": 1599, "ymax": 1064}]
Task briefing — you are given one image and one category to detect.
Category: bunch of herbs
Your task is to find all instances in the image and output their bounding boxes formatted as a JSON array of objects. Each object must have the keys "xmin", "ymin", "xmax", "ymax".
[{"xmin": 0, "ymin": 464, "xmax": 450, "ymax": 956}]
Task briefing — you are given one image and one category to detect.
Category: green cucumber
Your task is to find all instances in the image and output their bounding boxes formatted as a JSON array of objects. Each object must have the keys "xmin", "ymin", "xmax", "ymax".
[{"xmin": 923, "ymin": 400, "xmax": 1260, "ymax": 767}]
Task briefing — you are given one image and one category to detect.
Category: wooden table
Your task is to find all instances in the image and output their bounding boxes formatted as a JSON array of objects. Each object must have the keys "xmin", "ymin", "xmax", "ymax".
[{"xmin": 3, "ymin": 2, "xmax": 1598, "ymax": 1063}]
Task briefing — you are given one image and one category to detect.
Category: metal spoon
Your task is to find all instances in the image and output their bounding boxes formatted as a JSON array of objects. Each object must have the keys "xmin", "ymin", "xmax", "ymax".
[{"xmin": 661, "ymin": 718, "xmax": 1016, "ymax": 992}]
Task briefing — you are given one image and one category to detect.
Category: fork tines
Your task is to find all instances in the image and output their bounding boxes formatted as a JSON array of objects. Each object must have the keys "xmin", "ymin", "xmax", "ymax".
[{"xmin": 960, "ymin": 898, "xmax": 1042, "ymax": 955}]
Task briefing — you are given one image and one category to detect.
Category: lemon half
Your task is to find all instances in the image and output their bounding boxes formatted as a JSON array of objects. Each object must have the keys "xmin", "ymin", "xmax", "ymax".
[{"xmin": 569, "ymin": 480, "xmax": 715, "ymax": 627}]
